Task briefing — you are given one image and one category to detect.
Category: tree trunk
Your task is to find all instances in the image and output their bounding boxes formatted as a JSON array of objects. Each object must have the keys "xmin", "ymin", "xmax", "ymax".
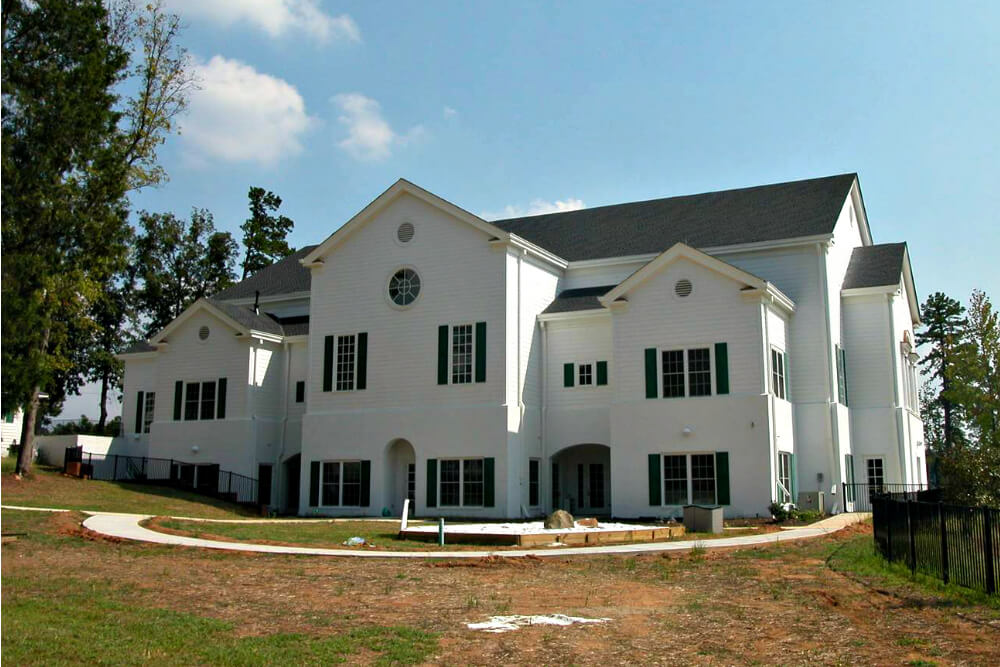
[
  {"xmin": 15, "ymin": 387, "xmax": 40, "ymax": 476},
  {"xmin": 97, "ymin": 370, "xmax": 110, "ymax": 433}
]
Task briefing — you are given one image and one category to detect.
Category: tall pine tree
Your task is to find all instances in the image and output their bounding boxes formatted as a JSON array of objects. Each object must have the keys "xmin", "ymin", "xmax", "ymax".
[
  {"xmin": 240, "ymin": 187, "xmax": 294, "ymax": 279},
  {"xmin": 916, "ymin": 292, "xmax": 969, "ymax": 453}
]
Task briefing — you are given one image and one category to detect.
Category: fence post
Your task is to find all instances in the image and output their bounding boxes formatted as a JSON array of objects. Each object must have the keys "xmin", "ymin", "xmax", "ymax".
[
  {"xmin": 907, "ymin": 500, "xmax": 917, "ymax": 574},
  {"xmin": 984, "ymin": 507, "xmax": 996, "ymax": 595},
  {"xmin": 939, "ymin": 503, "xmax": 949, "ymax": 585},
  {"xmin": 886, "ymin": 500, "xmax": 893, "ymax": 562}
]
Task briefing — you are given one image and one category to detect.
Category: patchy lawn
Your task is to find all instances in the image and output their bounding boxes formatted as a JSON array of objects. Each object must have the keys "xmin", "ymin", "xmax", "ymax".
[
  {"xmin": 1, "ymin": 458, "xmax": 255, "ymax": 519},
  {"xmin": 3, "ymin": 509, "xmax": 998, "ymax": 666}
]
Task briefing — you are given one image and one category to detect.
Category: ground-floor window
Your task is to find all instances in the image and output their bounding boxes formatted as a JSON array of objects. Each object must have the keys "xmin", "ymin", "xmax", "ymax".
[
  {"xmin": 659, "ymin": 453, "xmax": 717, "ymax": 505},
  {"xmin": 866, "ymin": 457, "xmax": 884, "ymax": 490},
  {"xmin": 440, "ymin": 458, "xmax": 483, "ymax": 507},
  {"xmin": 529, "ymin": 459, "xmax": 540, "ymax": 506},
  {"xmin": 777, "ymin": 452, "xmax": 792, "ymax": 504},
  {"xmin": 321, "ymin": 461, "xmax": 362, "ymax": 506}
]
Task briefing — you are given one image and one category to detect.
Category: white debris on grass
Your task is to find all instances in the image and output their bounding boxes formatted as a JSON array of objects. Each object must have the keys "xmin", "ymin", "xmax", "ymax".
[
  {"xmin": 404, "ymin": 520, "xmax": 659, "ymax": 536},
  {"xmin": 467, "ymin": 614, "xmax": 612, "ymax": 633}
]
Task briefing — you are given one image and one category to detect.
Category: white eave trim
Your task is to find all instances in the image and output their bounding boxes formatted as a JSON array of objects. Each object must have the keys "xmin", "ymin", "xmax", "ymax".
[
  {"xmin": 223, "ymin": 291, "xmax": 311, "ymax": 307},
  {"xmin": 249, "ymin": 330, "xmax": 284, "ymax": 344},
  {"xmin": 842, "ymin": 284, "xmax": 899, "ymax": 298},
  {"xmin": 537, "ymin": 308, "xmax": 610, "ymax": 323},
  {"xmin": 489, "ymin": 235, "xmax": 568, "ymax": 269},
  {"xmin": 741, "ymin": 283, "xmax": 797, "ymax": 315},
  {"xmin": 115, "ymin": 350, "xmax": 158, "ymax": 361}
]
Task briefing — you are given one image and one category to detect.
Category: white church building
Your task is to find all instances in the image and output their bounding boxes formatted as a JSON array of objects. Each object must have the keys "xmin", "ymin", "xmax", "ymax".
[{"xmin": 118, "ymin": 173, "xmax": 925, "ymax": 518}]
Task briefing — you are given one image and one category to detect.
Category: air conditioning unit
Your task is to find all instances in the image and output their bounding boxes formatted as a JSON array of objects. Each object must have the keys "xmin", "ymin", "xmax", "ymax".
[{"xmin": 797, "ymin": 491, "xmax": 826, "ymax": 515}]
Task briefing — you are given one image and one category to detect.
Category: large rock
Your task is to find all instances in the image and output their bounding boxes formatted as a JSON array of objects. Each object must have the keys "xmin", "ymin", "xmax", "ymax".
[{"xmin": 544, "ymin": 509, "xmax": 574, "ymax": 529}]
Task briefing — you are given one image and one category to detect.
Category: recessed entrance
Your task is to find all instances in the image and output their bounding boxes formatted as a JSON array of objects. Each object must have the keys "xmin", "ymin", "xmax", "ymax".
[
  {"xmin": 385, "ymin": 439, "xmax": 416, "ymax": 516},
  {"xmin": 550, "ymin": 444, "xmax": 611, "ymax": 516}
]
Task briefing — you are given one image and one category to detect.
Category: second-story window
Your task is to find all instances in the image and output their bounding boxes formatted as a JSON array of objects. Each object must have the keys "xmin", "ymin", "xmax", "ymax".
[
  {"xmin": 578, "ymin": 363, "xmax": 593, "ymax": 386},
  {"xmin": 771, "ymin": 347, "xmax": 787, "ymax": 400},
  {"xmin": 143, "ymin": 392, "xmax": 155, "ymax": 433},
  {"xmin": 184, "ymin": 381, "xmax": 215, "ymax": 421},
  {"xmin": 836, "ymin": 345, "xmax": 849, "ymax": 406},
  {"xmin": 438, "ymin": 322, "xmax": 486, "ymax": 385},
  {"xmin": 337, "ymin": 335, "xmax": 356, "ymax": 391},
  {"xmin": 451, "ymin": 324, "xmax": 473, "ymax": 384}
]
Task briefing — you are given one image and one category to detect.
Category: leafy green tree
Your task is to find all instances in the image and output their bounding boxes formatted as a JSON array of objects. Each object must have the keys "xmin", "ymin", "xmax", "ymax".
[
  {"xmin": 240, "ymin": 187, "xmax": 295, "ymax": 279},
  {"xmin": 2, "ymin": 0, "xmax": 132, "ymax": 475},
  {"xmin": 916, "ymin": 292, "xmax": 970, "ymax": 452},
  {"xmin": 133, "ymin": 209, "xmax": 238, "ymax": 335}
]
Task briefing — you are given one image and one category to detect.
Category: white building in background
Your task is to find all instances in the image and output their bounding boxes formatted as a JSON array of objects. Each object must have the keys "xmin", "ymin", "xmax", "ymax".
[
  {"xmin": 2, "ymin": 409, "xmax": 24, "ymax": 455},
  {"xmin": 117, "ymin": 174, "xmax": 924, "ymax": 518}
]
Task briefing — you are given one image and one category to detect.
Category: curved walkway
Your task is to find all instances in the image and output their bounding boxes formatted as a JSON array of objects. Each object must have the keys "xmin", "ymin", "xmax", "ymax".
[{"xmin": 3, "ymin": 505, "xmax": 867, "ymax": 559}]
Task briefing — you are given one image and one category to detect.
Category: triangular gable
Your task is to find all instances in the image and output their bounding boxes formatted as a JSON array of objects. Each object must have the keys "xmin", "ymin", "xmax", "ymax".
[
  {"xmin": 598, "ymin": 242, "xmax": 795, "ymax": 312},
  {"xmin": 150, "ymin": 298, "xmax": 252, "ymax": 345},
  {"xmin": 300, "ymin": 178, "xmax": 566, "ymax": 268}
]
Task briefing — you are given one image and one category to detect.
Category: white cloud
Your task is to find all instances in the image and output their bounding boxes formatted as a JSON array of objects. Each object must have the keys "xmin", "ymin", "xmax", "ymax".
[
  {"xmin": 332, "ymin": 93, "xmax": 425, "ymax": 162},
  {"xmin": 181, "ymin": 56, "xmax": 316, "ymax": 166},
  {"xmin": 443, "ymin": 106, "xmax": 458, "ymax": 119},
  {"xmin": 481, "ymin": 198, "xmax": 586, "ymax": 221},
  {"xmin": 168, "ymin": 0, "xmax": 361, "ymax": 43}
]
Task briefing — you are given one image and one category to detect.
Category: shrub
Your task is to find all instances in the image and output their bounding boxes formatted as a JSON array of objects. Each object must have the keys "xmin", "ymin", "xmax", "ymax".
[{"xmin": 768, "ymin": 502, "xmax": 791, "ymax": 522}]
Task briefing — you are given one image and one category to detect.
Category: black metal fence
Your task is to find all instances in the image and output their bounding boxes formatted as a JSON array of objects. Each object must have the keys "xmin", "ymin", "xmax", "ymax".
[
  {"xmin": 64, "ymin": 447, "xmax": 259, "ymax": 507},
  {"xmin": 842, "ymin": 482, "xmax": 935, "ymax": 513},
  {"xmin": 872, "ymin": 495, "xmax": 999, "ymax": 595}
]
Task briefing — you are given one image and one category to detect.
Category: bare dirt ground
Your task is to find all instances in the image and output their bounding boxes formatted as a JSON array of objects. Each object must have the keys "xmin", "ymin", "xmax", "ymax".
[{"xmin": 5, "ymin": 511, "xmax": 999, "ymax": 665}]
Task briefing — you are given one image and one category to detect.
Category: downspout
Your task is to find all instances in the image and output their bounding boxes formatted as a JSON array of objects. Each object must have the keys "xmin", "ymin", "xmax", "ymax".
[
  {"xmin": 540, "ymin": 319, "xmax": 548, "ymax": 513},
  {"xmin": 887, "ymin": 294, "xmax": 907, "ymax": 482}
]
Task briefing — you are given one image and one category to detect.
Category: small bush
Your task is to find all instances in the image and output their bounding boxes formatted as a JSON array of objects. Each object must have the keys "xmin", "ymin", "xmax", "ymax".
[
  {"xmin": 790, "ymin": 508, "xmax": 822, "ymax": 523},
  {"xmin": 768, "ymin": 502, "xmax": 791, "ymax": 522}
]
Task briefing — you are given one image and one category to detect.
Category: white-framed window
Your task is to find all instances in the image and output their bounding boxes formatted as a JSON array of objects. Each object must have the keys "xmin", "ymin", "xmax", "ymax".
[
  {"xmin": 900, "ymin": 345, "xmax": 919, "ymax": 413},
  {"xmin": 578, "ymin": 363, "xmax": 593, "ymax": 386},
  {"xmin": 321, "ymin": 461, "xmax": 362, "ymax": 507},
  {"xmin": 142, "ymin": 392, "xmax": 155, "ymax": 433},
  {"xmin": 659, "ymin": 453, "xmax": 717, "ymax": 505},
  {"xmin": 183, "ymin": 381, "xmax": 216, "ymax": 421},
  {"xmin": 660, "ymin": 347, "xmax": 713, "ymax": 398},
  {"xmin": 866, "ymin": 457, "xmax": 885, "ymax": 489},
  {"xmin": 336, "ymin": 334, "xmax": 357, "ymax": 391},
  {"xmin": 439, "ymin": 458, "xmax": 484, "ymax": 507},
  {"xmin": 771, "ymin": 347, "xmax": 787, "ymax": 400},
  {"xmin": 777, "ymin": 451, "xmax": 792, "ymax": 503},
  {"xmin": 836, "ymin": 345, "xmax": 849, "ymax": 406},
  {"xmin": 451, "ymin": 324, "xmax": 473, "ymax": 384},
  {"xmin": 529, "ymin": 459, "xmax": 540, "ymax": 506}
]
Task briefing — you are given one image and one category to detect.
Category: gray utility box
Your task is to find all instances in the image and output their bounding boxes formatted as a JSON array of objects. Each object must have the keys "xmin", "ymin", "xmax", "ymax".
[
  {"xmin": 797, "ymin": 491, "xmax": 826, "ymax": 515},
  {"xmin": 683, "ymin": 504, "xmax": 724, "ymax": 534}
]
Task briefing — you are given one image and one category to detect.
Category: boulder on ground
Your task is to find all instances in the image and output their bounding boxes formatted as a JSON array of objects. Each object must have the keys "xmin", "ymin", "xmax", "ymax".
[
  {"xmin": 575, "ymin": 517, "xmax": 598, "ymax": 528},
  {"xmin": 544, "ymin": 509, "xmax": 574, "ymax": 529}
]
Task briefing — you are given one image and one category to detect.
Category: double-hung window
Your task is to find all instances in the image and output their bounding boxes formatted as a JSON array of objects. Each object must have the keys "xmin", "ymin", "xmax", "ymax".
[
  {"xmin": 658, "ymin": 453, "xmax": 720, "ymax": 505},
  {"xmin": 323, "ymin": 333, "xmax": 367, "ymax": 392},
  {"xmin": 529, "ymin": 459, "xmax": 540, "ymax": 506},
  {"xmin": 439, "ymin": 458, "xmax": 484, "ymax": 507},
  {"xmin": 836, "ymin": 344, "xmax": 849, "ymax": 406},
  {"xmin": 771, "ymin": 347, "xmax": 787, "ymax": 400},
  {"xmin": 336, "ymin": 335, "xmax": 357, "ymax": 391},
  {"xmin": 183, "ymin": 382, "xmax": 216, "ymax": 421},
  {"xmin": 451, "ymin": 325, "xmax": 474, "ymax": 384},
  {"xmin": 142, "ymin": 392, "xmax": 155, "ymax": 433},
  {"xmin": 661, "ymin": 348, "xmax": 712, "ymax": 398},
  {"xmin": 578, "ymin": 363, "xmax": 593, "ymax": 386},
  {"xmin": 777, "ymin": 452, "xmax": 792, "ymax": 503},
  {"xmin": 321, "ymin": 461, "xmax": 362, "ymax": 506}
]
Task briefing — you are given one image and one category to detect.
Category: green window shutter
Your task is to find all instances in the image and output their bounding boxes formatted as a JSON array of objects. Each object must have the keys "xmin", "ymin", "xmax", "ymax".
[
  {"xmin": 216, "ymin": 378, "xmax": 227, "ymax": 419},
  {"xmin": 563, "ymin": 363, "xmax": 575, "ymax": 387},
  {"xmin": 596, "ymin": 361, "xmax": 608, "ymax": 386},
  {"xmin": 323, "ymin": 335, "xmax": 334, "ymax": 392},
  {"xmin": 483, "ymin": 457, "xmax": 495, "ymax": 507},
  {"xmin": 426, "ymin": 459, "xmax": 438, "ymax": 507},
  {"xmin": 309, "ymin": 461, "xmax": 320, "ymax": 507},
  {"xmin": 173, "ymin": 381, "xmax": 183, "ymax": 420},
  {"xmin": 716, "ymin": 452, "xmax": 731, "ymax": 505},
  {"xmin": 437, "ymin": 325, "xmax": 448, "ymax": 385},
  {"xmin": 644, "ymin": 348, "xmax": 658, "ymax": 399},
  {"xmin": 356, "ymin": 332, "xmax": 368, "ymax": 390},
  {"xmin": 360, "ymin": 460, "xmax": 371, "ymax": 507},
  {"xmin": 714, "ymin": 343, "xmax": 729, "ymax": 395},
  {"xmin": 475, "ymin": 321, "xmax": 487, "ymax": 383},
  {"xmin": 789, "ymin": 453, "xmax": 798, "ymax": 502},
  {"xmin": 648, "ymin": 454, "xmax": 662, "ymax": 506},
  {"xmin": 134, "ymin": 391, "xmax": 144, "ymax": 434}
]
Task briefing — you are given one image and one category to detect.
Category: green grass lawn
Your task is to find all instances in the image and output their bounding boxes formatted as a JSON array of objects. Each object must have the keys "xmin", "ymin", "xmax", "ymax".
[{"xmin": 1, "ymin": 457, "xmax": 255, "ymax": 519}]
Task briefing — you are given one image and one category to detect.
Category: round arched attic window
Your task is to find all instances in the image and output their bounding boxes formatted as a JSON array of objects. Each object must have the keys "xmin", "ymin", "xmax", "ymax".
[
  {"xmin": 397, "ymin": 221, "xmax": 415, "ymax": 244},
  {"xmin": 388, "ymin": 268, "xmax": 421, "ymax": 306},
  {"xmin": 198, "ymin": 325, "xmax": 210, "ymax": 341},
  {"xmin": 674, "ymin": 279, "xmax": 693, "ymax": 298}
]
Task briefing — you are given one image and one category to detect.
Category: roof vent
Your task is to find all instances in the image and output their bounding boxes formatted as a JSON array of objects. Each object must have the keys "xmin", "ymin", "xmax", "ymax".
[
  {"xmin": 397, "ymin": 222, "xmax": 415, "ymax": 243},
  {"xmin": 674, "ymin": 279, "xmax": 693, "ymax": 298},
  {"xmin": 198, "ymin": 325, "xmax": 210, "ymax": 341}
]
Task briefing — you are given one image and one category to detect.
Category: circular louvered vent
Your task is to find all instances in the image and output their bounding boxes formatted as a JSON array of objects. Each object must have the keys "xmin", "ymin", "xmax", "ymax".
[
  {"xmin": 397, "ymin": 222, "xmax": 415, "ymax": 243},
  {"xmin": 198, "ymin": 325, "xmax": 211, "ymax": 341},
  {"xmin": 674, "ymin": 279, "xmax": 693, "ymax": 298}
]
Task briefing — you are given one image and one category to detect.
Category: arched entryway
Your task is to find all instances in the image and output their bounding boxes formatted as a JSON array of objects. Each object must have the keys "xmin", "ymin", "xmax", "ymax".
[
  {"xmin": 385, "ymin": 439, "xmax": 416, "ymax": 516},
  {"xmin": 550, "ymin": 444, "xmax": 611, "ymax": 516}
]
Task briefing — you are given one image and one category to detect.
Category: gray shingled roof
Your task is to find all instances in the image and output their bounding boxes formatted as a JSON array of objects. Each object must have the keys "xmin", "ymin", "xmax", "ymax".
[
  {"xmin": 207, "ymin": 299, "xmax": 285, "ymax": 335},
  {"xmin": 842, "ymin": 243, "xmax": 907, "ymax": 290},
  {"xmin": 123, "ymin": 340, "xmax": 157, "ymax": 354},
  {"xmin": 542, "ymin": 285, "xmax": 616, "ymax": 314},
  {"xmin": 492, "ymin": 174, "xmax": 857, "ymax": 262},
  {"xmin": 212, "ymin": 245, "xmax": 316, "ymax": 301}
]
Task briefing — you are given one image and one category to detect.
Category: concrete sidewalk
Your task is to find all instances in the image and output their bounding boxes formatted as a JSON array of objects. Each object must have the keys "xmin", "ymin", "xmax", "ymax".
[{"xmin": 64, "ymin": 510, "xmax": 868, "ymax": 559}]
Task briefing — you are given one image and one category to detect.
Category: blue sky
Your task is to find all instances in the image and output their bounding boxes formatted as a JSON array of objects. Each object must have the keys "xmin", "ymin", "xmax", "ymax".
[{"xmin": 65, "ymin": 0, "xmax": 1000, "ymax": 420}]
